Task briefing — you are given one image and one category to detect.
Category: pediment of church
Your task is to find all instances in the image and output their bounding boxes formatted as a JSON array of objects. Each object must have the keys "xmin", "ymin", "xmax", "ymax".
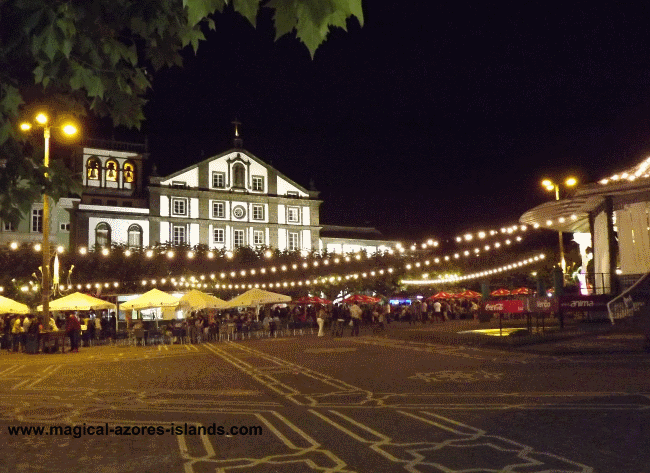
[{"xmin": 157, "ymin": 148, "xmax": 315, "ymax": 198}]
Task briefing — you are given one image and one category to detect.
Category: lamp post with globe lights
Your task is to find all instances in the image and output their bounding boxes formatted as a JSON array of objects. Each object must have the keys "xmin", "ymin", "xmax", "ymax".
[
  {"xmin": 541, "ymin": 177, "xmax": 577, "ymax": 274},
  {"xmin": 20, "ymin": 113, "xmax": 78, "ymax": 326}
]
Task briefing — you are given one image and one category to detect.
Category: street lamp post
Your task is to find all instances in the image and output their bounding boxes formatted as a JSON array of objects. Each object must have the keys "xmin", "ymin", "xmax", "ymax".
[
  {"xmin": 541, "ymin": 177, "xmax": 577, "ymax": 274},
  {"xmin": 20, "ymin": 113, "xmax": 77, "ymax": 327}
]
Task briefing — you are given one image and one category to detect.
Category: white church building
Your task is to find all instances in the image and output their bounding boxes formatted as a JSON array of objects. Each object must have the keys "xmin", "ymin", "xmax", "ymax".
[{"xmin": 0, "ymin": 136, "xmax": 397, "ymax": 255}]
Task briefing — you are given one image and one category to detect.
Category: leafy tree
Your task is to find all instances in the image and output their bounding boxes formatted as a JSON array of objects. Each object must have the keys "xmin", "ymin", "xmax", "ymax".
[{"xmin": 0, "ymin": 0, "xmax": 363, "ymax": 226}]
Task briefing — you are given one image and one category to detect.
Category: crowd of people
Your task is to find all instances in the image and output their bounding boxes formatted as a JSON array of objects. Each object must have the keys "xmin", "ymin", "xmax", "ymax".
[
  {"xmin": 0, "ymin": 297, "xmax": 482, "ymax": 353},
  {"xmin": 0, "ymin": 311, "xmax": 118, "ymax": 354}
]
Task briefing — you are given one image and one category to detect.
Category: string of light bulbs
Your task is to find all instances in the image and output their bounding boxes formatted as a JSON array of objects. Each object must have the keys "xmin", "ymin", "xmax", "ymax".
[
  {"xmin": 401, "ymin": 254, "xmax": 546, "ymax": 285},
  {"xmin": 51, "ymin": 233, "xmax": 529, "ymax": 293}
]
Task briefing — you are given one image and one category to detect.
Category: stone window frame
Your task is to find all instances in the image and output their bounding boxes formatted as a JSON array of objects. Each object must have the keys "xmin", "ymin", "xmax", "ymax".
[
  {"xmin": 287, "ymin": 231, "xmax": 300, "ymax": 251},
  {"xmin": 252, "ymin": 204, "xmax": 264, "ymax": 221},
  {"xmin": 251, "ymin": 175, "xmax": 264, "ymax": 192},
  {"xmin": 253, "ymin": 229, "xmax": 265, "ymax": 246},
  {"xmin": 212, "ymin": 201, "xmax": 226, "ymax": 219},
  {"xmin": 287, "ymin": 206, "xmax": 300, "ymax": 224},
  {"xmin": 213, "ymin": 227, "xmax": 225, "ymax": 244},
  {"xmin": 212, "ymin": 171, "xmax": 226, "ymax": 189},
  {"xmin": 171, "ymin": 197, "xmax": 188, "ymax": 217}
]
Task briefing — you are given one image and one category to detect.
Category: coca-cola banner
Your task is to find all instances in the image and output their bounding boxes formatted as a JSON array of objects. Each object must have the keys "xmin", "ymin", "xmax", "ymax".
[
  {"xmin": 558, "ymin": 295, "xmax": 610, "ymax": 312},
  {"xmin": 483, "ymin": 300, "xmax": 525, "ymax": 313},
  {"xmin": 528, "ymin": 297, "xmax": 558, "ymax": 313}
]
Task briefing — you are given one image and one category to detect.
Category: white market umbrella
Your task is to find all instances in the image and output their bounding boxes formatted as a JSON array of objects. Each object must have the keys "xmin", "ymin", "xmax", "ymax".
[
  {"xmin": 225, "ymin": 288, "xmax": 291, "ymax": 308},
  {"xmin": 180, "ymin": 290, "xmax": 228, "ymax": 310},
  {"xmin": 0, "ymin": 295, "xmax": 31, "ymax": 314},
  {"xmin": 38, "ymin": 292, "xmax": 116, "ymax": 312},
  {"xmin": 120, "ymin": 289, "xmax": 186, "ymax": 311}
]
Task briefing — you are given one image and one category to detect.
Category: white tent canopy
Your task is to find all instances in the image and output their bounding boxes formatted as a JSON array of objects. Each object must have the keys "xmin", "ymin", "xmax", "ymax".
[
  {"xmin": 120, "ymin": 289, "xmax": 186, "ymax": 311},
  {"xmin": 225, "ymin": 288, "xmax": 291, "ymax": 308},
  {"xmin": 38, "ymin": 292, "xmax": 116, "ymax": 312},
  {"xmin": 0, "ymin": 295, "xmax": 30, "ymax": 315},
  {"xmin": 180, "ymin": 290, "xmax": 228, "ymax": 310}
]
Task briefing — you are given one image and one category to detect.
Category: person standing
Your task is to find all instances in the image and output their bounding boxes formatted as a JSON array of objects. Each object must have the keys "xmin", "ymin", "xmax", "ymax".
[
  {"xmin": 349, "ymin": 303, "xmax": 362, "ymax": 336},
  {"xmin": 316, "ymin": 305, "xmax": 326, "ymax": 337},
  {"xmin": 11, "ymin": 315, "xmax": 24, "ymax": 352},
  {"xmin": 433, "ymin": 300, "xmax": 442, "ymax": 322},
  {"xmin": 66, "ymin": 312, "xmax": 81, "ymax": 353}
]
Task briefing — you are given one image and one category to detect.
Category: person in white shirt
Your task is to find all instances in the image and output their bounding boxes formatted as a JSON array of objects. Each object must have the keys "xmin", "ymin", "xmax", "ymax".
[
  {"xmin": 433, "ymin": 301, "xmax": 442, "ymax": 323},
  {"xmin": 316, "ymin": 306, "xmax": 326, "ymax": 337},
  {"xmin": 349, "ymin": 303, "xmax": 362, "ymax": 336}
]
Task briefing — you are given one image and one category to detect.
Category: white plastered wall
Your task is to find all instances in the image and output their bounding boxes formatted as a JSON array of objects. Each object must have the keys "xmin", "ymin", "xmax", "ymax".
[
  {"xmin": 88, "ymin": 217, "xmax": 149, "ymax": 247},
  {"xmin": 161, "ymin": 168, "xmax": 199, "ymax": 187},
  {"xmin": 277, "ymin": 177, "xmax": 308, "ymax": 197},
  {"xmin": 616, "ymin": 202, "xmax": 650, "ymax": 274}
]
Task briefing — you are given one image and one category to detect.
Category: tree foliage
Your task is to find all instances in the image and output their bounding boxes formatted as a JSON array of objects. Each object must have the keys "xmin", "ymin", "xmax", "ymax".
[{"xmin": 0, "ymin": 0, "xmax": 363, "ymax": 225}]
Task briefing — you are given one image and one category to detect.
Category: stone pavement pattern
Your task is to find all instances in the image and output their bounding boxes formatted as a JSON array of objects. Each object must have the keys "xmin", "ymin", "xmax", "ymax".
[{"xmin": 1, "ymin": 330, "xmax": 649, "ymax": 472}]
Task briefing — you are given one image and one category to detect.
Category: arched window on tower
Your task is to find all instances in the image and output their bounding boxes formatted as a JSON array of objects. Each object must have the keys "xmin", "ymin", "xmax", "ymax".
[
  {"xmin": 86, "ymin": 157, "xmax": 100, "ymax": 181},
  {"xmin": 127, "ymin": 224, "xmax": 143, "ymax": 249},
  {"xmin": 232, "ymin": 162, "xmax": 245, "ymax": 188},
  {"xmin": 105, "ymin": 159, "xmax": 118, "ymax": 182},
  {"xmin": 95, "ymin": 222, "xmax": 111, "ymax": 248},
  {"xmin": 123, "ymin": 161, "xmax": 135, "ymax": 184}
]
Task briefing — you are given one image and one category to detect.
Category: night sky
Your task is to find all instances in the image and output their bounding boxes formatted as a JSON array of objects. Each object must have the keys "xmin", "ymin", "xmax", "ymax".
[{"xmin": 105, "ymin": 3, "xmax": 650, "ymax": 241}]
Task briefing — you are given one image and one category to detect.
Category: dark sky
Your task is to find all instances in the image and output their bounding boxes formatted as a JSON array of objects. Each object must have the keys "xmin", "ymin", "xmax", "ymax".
[{"xmin": 118, "ymin": 3, "xmax": 650, "ymax": 240}]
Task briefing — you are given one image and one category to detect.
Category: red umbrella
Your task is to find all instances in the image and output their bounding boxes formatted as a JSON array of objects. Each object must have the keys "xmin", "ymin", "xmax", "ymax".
[
  {"xmin": 510, "ymin": 287, "xmax": 532, "ymax": 295},
  {"xmin": 459, "ymin": 290, "xmax": 482, "ymax": 299},
  {"xmin": 294, "ymin": 296, "xmax": 332, "ymax": 304},
  {"xmin": 490, "ymin": 288, "xmax": 511, "ymax": 297},
  {"xmin": 428, "ymin": 291, "xmax": 454, "ymax": 300},
  {"xmin": 343, "ymin": 294, "xmax": 380, "ymax": 304}
]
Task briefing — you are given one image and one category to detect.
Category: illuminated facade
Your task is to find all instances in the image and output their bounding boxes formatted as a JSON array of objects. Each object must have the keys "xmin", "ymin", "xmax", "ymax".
[
  {"xmin": 3, "ymin": 138, "xmax": 396, "ymax": 254},
  {"xmin": 148, "ymin": 147, "xmax": 322, "ymax": 251},
  {"xmin": 72, "ymin": 141, "xmax": 150, "ymax": 250}
]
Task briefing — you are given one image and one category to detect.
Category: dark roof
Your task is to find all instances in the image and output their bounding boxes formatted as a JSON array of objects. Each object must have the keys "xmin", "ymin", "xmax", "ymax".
[{"xmin": 320, "ymin": 225, "xmax": 385, "ymax": 240}]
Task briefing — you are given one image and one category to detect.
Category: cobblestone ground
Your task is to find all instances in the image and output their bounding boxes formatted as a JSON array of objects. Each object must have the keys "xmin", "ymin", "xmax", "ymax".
[{"xmin": 1, "ymin": 326, "xmax": 649, "ymax": 472}]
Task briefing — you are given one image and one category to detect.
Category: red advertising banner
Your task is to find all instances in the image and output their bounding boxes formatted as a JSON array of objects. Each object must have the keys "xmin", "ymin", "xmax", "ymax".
[
  {"xmin": 528, "ymin": 297, "xmax": 558, "ymax": 313},
  {"xmin": 483, "ymin": 300, "xmax": 525, "ymax": 313},
  {"xmin": 558, "ymin": 295, "xmax": 610, "ymax": 312}
]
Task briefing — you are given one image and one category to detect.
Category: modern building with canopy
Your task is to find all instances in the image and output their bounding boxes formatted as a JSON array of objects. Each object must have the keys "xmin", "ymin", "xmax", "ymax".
[{"xmin": 520, "ymin": 155, "xmax": 650, "ymax": 296}]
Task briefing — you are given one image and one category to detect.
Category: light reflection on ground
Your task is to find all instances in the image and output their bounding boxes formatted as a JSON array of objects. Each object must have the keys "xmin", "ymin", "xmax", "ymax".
[{"xmin": 457, "ymin": 328, "xmax": 528, "ymax": 337}]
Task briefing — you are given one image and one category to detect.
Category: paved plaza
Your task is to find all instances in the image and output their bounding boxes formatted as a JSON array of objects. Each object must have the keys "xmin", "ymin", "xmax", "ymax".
[{"xmin": 1, "ymin": 325, "xmax": 650, "ymax": 472}]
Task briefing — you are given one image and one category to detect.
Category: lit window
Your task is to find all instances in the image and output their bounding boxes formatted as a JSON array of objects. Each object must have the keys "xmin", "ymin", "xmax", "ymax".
[
  {"xmin": 86, "ymin": 157, "xmax": 100, "ymax": 180},
  {"xmin": 212, "ymin": 172, "xmax": 225, "ymax": 188},
  {"xmin": 105, "ymin": 159, "xmax": 118, "ymax": 181},
  {"xmin": 213, "ymin": 201, "xmax": 225, "ymax": 218},
  {"xmin": 172, "ymin": 198, "xmax": 187, "ymax": 216},
  {"xmin": 287, "ymin": 207, "xmax": 300, "ymax": 223},
  {"xmin": 253, "ymin": 230, "xmax": 265, "ymax": 246},
  {"xmin": 213, "ymin": 228, "xmax": 225, "ymax": 244},
  {"xmin": 172, "ymin": 225, "xmax": 186, "ymax": 246},
  {"xmin": 234, "ymin": 229, "xmax": 245, "ymax": 248},
  {"xmin": 288, "ymin": 232, "xmax": 299, "ymax": 251},
  {"xmin": 31, "ymin": 209, "xmax": 43, "ymax": 233},
  {"xmin": 128, "ymin": 224, "xmax": 143, "ymax": 249},
  {"xmin": 123, "ymin": 162, "xmax": 135, "ymax": 183},
  {"xmin": 252, "ymin": 176, "xmax": 264, "ymax": 192},
  {"xmin": 95, "ymin": 222, "xmax": 111, "ymax": 247},
  {"xmin": 252, "ymin": 204, "xmax": 264, "ymax": 220}
]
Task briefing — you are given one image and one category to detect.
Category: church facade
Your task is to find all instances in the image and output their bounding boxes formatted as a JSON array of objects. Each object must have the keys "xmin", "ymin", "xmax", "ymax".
[{"xmin": 147, "ymin": 147, "xmax": 321, "ymax": 251}]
